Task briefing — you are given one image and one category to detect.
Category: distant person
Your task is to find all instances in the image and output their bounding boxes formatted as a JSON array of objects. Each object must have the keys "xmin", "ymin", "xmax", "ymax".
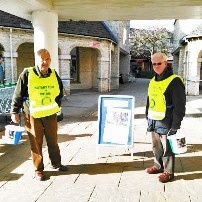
[
  {"xmin": 134, "ymin": 66, "xmax": 141, "ymax": 78},
  {"xmin": 10, "ymin": 48, "xmax": 67, "ymax": 181},
  {"xmin": 0, "ymin": 54, "xmax": 5, "ymax": 83},
  {"xmin": 119, "ymin": 73, "xmax": 124, "ymax": 84},
  {"xmin": 145, "ymin": 52, "xmax": 186, "ymax": 183}
]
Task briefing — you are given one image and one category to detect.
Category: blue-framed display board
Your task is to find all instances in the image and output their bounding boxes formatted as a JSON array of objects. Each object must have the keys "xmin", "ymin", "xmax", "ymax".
[{"xmin": 97, "ymin": 95, "xmax": 135, "ymax": 147}]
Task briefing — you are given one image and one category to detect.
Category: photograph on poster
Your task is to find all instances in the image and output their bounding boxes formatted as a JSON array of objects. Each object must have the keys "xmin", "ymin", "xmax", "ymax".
[{"xmin": 103, "ymin": 107, "xmax": 131, "ymax": 144}]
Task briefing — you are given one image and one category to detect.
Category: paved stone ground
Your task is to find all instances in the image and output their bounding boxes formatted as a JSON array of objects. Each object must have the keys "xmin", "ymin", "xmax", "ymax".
[{"xmin": 0, "ymin": 79, "xmax": 202, "ymax": 202}]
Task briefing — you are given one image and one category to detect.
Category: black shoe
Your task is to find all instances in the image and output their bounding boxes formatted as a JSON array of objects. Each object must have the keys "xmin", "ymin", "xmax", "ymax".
[
  {"xmin": 35, "ymin": 171, "xmax": 45, "ymax": 181},
  {"xmin": 58, "ymin": 165, "xmax": 68, "ymax": 171},
  {"xmin": 51, "ymin": 165, "xmax": 68, "ymax": 171}
]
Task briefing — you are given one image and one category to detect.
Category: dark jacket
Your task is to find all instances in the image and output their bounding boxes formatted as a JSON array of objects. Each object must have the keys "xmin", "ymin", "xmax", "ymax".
[
  {"xmin": 10, "ymin": 66, "xmax": 63, "ymax": 115},
  {"xmin": 146, "ymin": 67, "xmax": 186, "ymax": 135}
]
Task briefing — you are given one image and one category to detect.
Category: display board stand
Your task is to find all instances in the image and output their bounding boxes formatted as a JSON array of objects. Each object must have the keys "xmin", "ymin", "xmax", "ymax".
[{"xmin": 97, "ymin": 95, "xmax": 135, "ymax": 160}]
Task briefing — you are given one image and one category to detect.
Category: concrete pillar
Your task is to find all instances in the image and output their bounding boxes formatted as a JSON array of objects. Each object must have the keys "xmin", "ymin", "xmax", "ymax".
[
  {"xmin": 186, "ymin": 42, "xmax": 200, "ymax": 95},
  {"xmin": 3, "ymin": 51, "xmax": 18, "ymax": 82},
  {"xmin": 111, "ymin": 46, "xmax": 120, "ymax": 89},
  {"xmin": 32, "ymin": 11, "xmax": 59, "ymax": 72},
  {"xmin": 59, "ymin": 54, "xmax": 71, "ymax": 95},
  {"xmin": 98, "ymin": 57, "xmax": 110, "ymax": 93},
  {"xmin": 178, "ymin": 48, "xmax": 185, "ymax": 76}
]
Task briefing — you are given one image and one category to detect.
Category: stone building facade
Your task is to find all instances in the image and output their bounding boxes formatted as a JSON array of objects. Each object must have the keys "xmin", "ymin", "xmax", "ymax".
[
  {"xmin": 172, "ymin": 19, "xmax": 202, "ymax": 95},
  {"xmin": 0, "ymin": 11, "xmax": 130, "ymax": 94}
]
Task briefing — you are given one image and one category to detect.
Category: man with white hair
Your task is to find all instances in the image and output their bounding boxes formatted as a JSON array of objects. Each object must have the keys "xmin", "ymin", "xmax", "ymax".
[
  {"xmin": 145, "ymin": 52, "xmax": 186, "ymax": 183},
  {"xmin": 10, "ymin": 49, "xmax": 67, "ymax": 181}
]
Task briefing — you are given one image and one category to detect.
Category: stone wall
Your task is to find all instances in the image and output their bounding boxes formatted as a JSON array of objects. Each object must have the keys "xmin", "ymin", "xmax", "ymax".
[
  {"xmin": 172, "ymin": 20, "xmax": 202, "ymax": 95},
  {"xmin": 104, "ymin": 21, "xmax": 130, "ymax": 82},
  {"xmin": 0, "ymin": 28, "xmax": 33, "ymax": 82},
  {"xmin": 0, "ymin": 26, "xmax": 122, "ymax": 93}
]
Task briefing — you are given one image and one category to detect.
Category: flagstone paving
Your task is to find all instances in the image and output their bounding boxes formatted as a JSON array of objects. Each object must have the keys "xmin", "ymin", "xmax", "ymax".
[{"xmin": 0, "ymin": 79, "xmax": 202, "ymax": 202}]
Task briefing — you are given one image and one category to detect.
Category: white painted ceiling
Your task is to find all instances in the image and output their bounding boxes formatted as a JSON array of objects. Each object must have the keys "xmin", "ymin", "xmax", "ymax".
[{"xmin": 0, "ymin": 0, "xmax": 202, "ymax": 21}]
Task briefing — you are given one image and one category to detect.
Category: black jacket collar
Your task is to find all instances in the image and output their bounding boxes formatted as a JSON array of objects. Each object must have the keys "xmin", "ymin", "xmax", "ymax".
[{"xmin": 155, "ymin": 67, "xmax": 173, "ymax": 81}]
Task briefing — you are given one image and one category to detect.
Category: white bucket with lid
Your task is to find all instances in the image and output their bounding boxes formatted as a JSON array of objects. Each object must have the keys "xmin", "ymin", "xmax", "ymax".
[
  {"xmin": 3, "ymin": 124, "xmax": 25, "ymax": 145},
  {"xmin": 168, "ymin": 133, "xmax": 187, "ymax": 154}
]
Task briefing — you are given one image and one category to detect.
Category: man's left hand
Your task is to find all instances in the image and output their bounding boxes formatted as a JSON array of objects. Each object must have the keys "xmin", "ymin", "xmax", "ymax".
[{"xmin": 167, "ymin": 129, "xmax": 177, "ymax": 136}]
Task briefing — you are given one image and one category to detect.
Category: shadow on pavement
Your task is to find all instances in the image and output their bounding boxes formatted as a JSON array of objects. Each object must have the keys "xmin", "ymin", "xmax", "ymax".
[
  {"xmin": 57, "ymin": 133, "xmax": 93, "ymax": 143},
  {"xmin": 0, "ymin": 138, "xmax": 30, "ymax": 181},
  {"xmin": 175, "ymin": 173, "xmax": 202, "ymax": 181},
  {"xmin": 1, "ymin": 136, "xmax": 202, "ymax": 182},
  {"xmin": 43, "ymin": 161, "xmax": 144, "ymax": 180},
  {"xmin": 185, "ymin": 113, "xmax": 202, "ymax": 117},
  {"xmin": 42, "ymin": 153, "xmax": 202, "ymax": 182}
]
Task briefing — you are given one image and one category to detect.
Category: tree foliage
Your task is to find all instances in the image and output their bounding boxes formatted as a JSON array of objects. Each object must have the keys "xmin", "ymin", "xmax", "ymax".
[{"xmin": 130, "ymin": 27, "xmax": 173, "ymax": 59}]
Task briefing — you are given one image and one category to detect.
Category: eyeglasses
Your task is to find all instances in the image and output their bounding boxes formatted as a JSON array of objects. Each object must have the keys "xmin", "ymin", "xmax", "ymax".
[{"xmin": 152, "ymin": 62, "xmax": 163, "ymax": 66}]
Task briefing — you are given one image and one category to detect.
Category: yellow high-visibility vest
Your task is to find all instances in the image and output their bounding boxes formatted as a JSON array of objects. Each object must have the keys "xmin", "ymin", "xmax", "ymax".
[
  {"xmin": 148, "ymin": 74, "xmax": 181, "ymax": 120},
  {"xmin": 28, "ymin": 68, "xmax": 60, "ymax": 118}
]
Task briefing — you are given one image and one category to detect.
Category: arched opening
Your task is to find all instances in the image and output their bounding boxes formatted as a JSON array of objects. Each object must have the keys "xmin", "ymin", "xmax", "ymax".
[
  {"xmin": 17, "ymin": 42, "xmax": 34, "ymax": 77},
  {"xmin": 70, "ymin": 46, "xmax": 100, "ymax": 90},
  {"xmin": 0, "ymin": 43, "xmax": 4, "ymax": 54}
]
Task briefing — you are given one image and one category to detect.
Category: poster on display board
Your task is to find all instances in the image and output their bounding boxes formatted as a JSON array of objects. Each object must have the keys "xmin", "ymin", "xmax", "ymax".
[{"xmin": 97, "ymin": 95, "xmax": 135, "ymax": 159}]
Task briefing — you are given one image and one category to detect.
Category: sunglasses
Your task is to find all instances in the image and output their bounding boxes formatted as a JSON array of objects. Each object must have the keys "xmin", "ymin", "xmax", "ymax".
[{"xmin": 152, "ymin": 62, "xmax": 163, "ymax": 66}]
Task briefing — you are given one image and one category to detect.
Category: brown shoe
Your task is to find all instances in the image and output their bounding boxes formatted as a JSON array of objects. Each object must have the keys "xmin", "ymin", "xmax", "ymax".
[
  {"xmin": 146, "ymin": 166, "xmax": 163, "ymax": 174},
  {"xmin": 158, "ymin": 171, "xmax": 174, "ymax": 183},
  {"xmin": 35, "ymin": 171, "xmax": 45, "ymax": 181}
]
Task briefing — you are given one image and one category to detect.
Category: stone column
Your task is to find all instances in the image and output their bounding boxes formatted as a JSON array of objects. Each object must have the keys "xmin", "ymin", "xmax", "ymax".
[
  {"xmin": 178, "ymin": 48, "xmax": 185, "ymax": 76},
  {"xmin": 59, "ymin": 54, "xmax": 71, "ymax": 95},
  {"xmin": 186, "ymin": 41, "xmax": 199, "ymax": 95},
  {"xmin": 111, "ymin": 46, "xmax": 119, "ymax": 90},
  {"xmin": 3, "ymin": 51, "xmax": 18, "ymax": 82},
  {"xmin": 32, "ymin": 11, "xmax": 59, "ymax": 72},
  {"xmin": 98, "ymin": 56, "xmax": 110, "ymax": 93}
]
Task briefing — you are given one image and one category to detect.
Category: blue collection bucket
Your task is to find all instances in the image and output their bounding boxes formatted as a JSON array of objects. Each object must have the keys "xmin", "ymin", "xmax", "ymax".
[{"xmin": 4, "ymin": 125, "xmax": 25, "ymax": 145}]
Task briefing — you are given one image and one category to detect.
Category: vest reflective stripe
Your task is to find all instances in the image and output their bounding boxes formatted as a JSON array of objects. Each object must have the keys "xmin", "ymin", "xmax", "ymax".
[
  {"xmin": 148, "ymin": 110, "xmax": 166, "ymax": 121},
  {"xmin": 30, "ymin": 102, "xmax": 59, "ymax": 116},
  {"xmin": 148, "ymin": 74, "xmax": 179, "ymax": 120},
  {"xmin": 28, "ymin": 68, "xmax": 60, "ymax": 118}
]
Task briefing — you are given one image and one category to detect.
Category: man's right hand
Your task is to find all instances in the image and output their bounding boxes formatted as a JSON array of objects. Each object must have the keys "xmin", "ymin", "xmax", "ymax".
[{"xmin": 11, "ymin": 114, "xmax": 20, "ymax": 123}]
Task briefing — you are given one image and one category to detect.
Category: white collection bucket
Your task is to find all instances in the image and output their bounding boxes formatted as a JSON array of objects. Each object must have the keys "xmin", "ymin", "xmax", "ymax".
[
  {"xmin": 168, "ymin": 133, "xmax": 187, "ymax": 154},
  {"xmin": 3, "ymin": 124, "xmax": 25, "ymax": 145}
]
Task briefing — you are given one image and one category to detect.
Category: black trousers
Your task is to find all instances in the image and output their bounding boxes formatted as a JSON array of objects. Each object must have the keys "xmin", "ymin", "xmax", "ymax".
[{"xmin": 151, "ymin": 132, "xmax": 175, "ymax": 174}]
